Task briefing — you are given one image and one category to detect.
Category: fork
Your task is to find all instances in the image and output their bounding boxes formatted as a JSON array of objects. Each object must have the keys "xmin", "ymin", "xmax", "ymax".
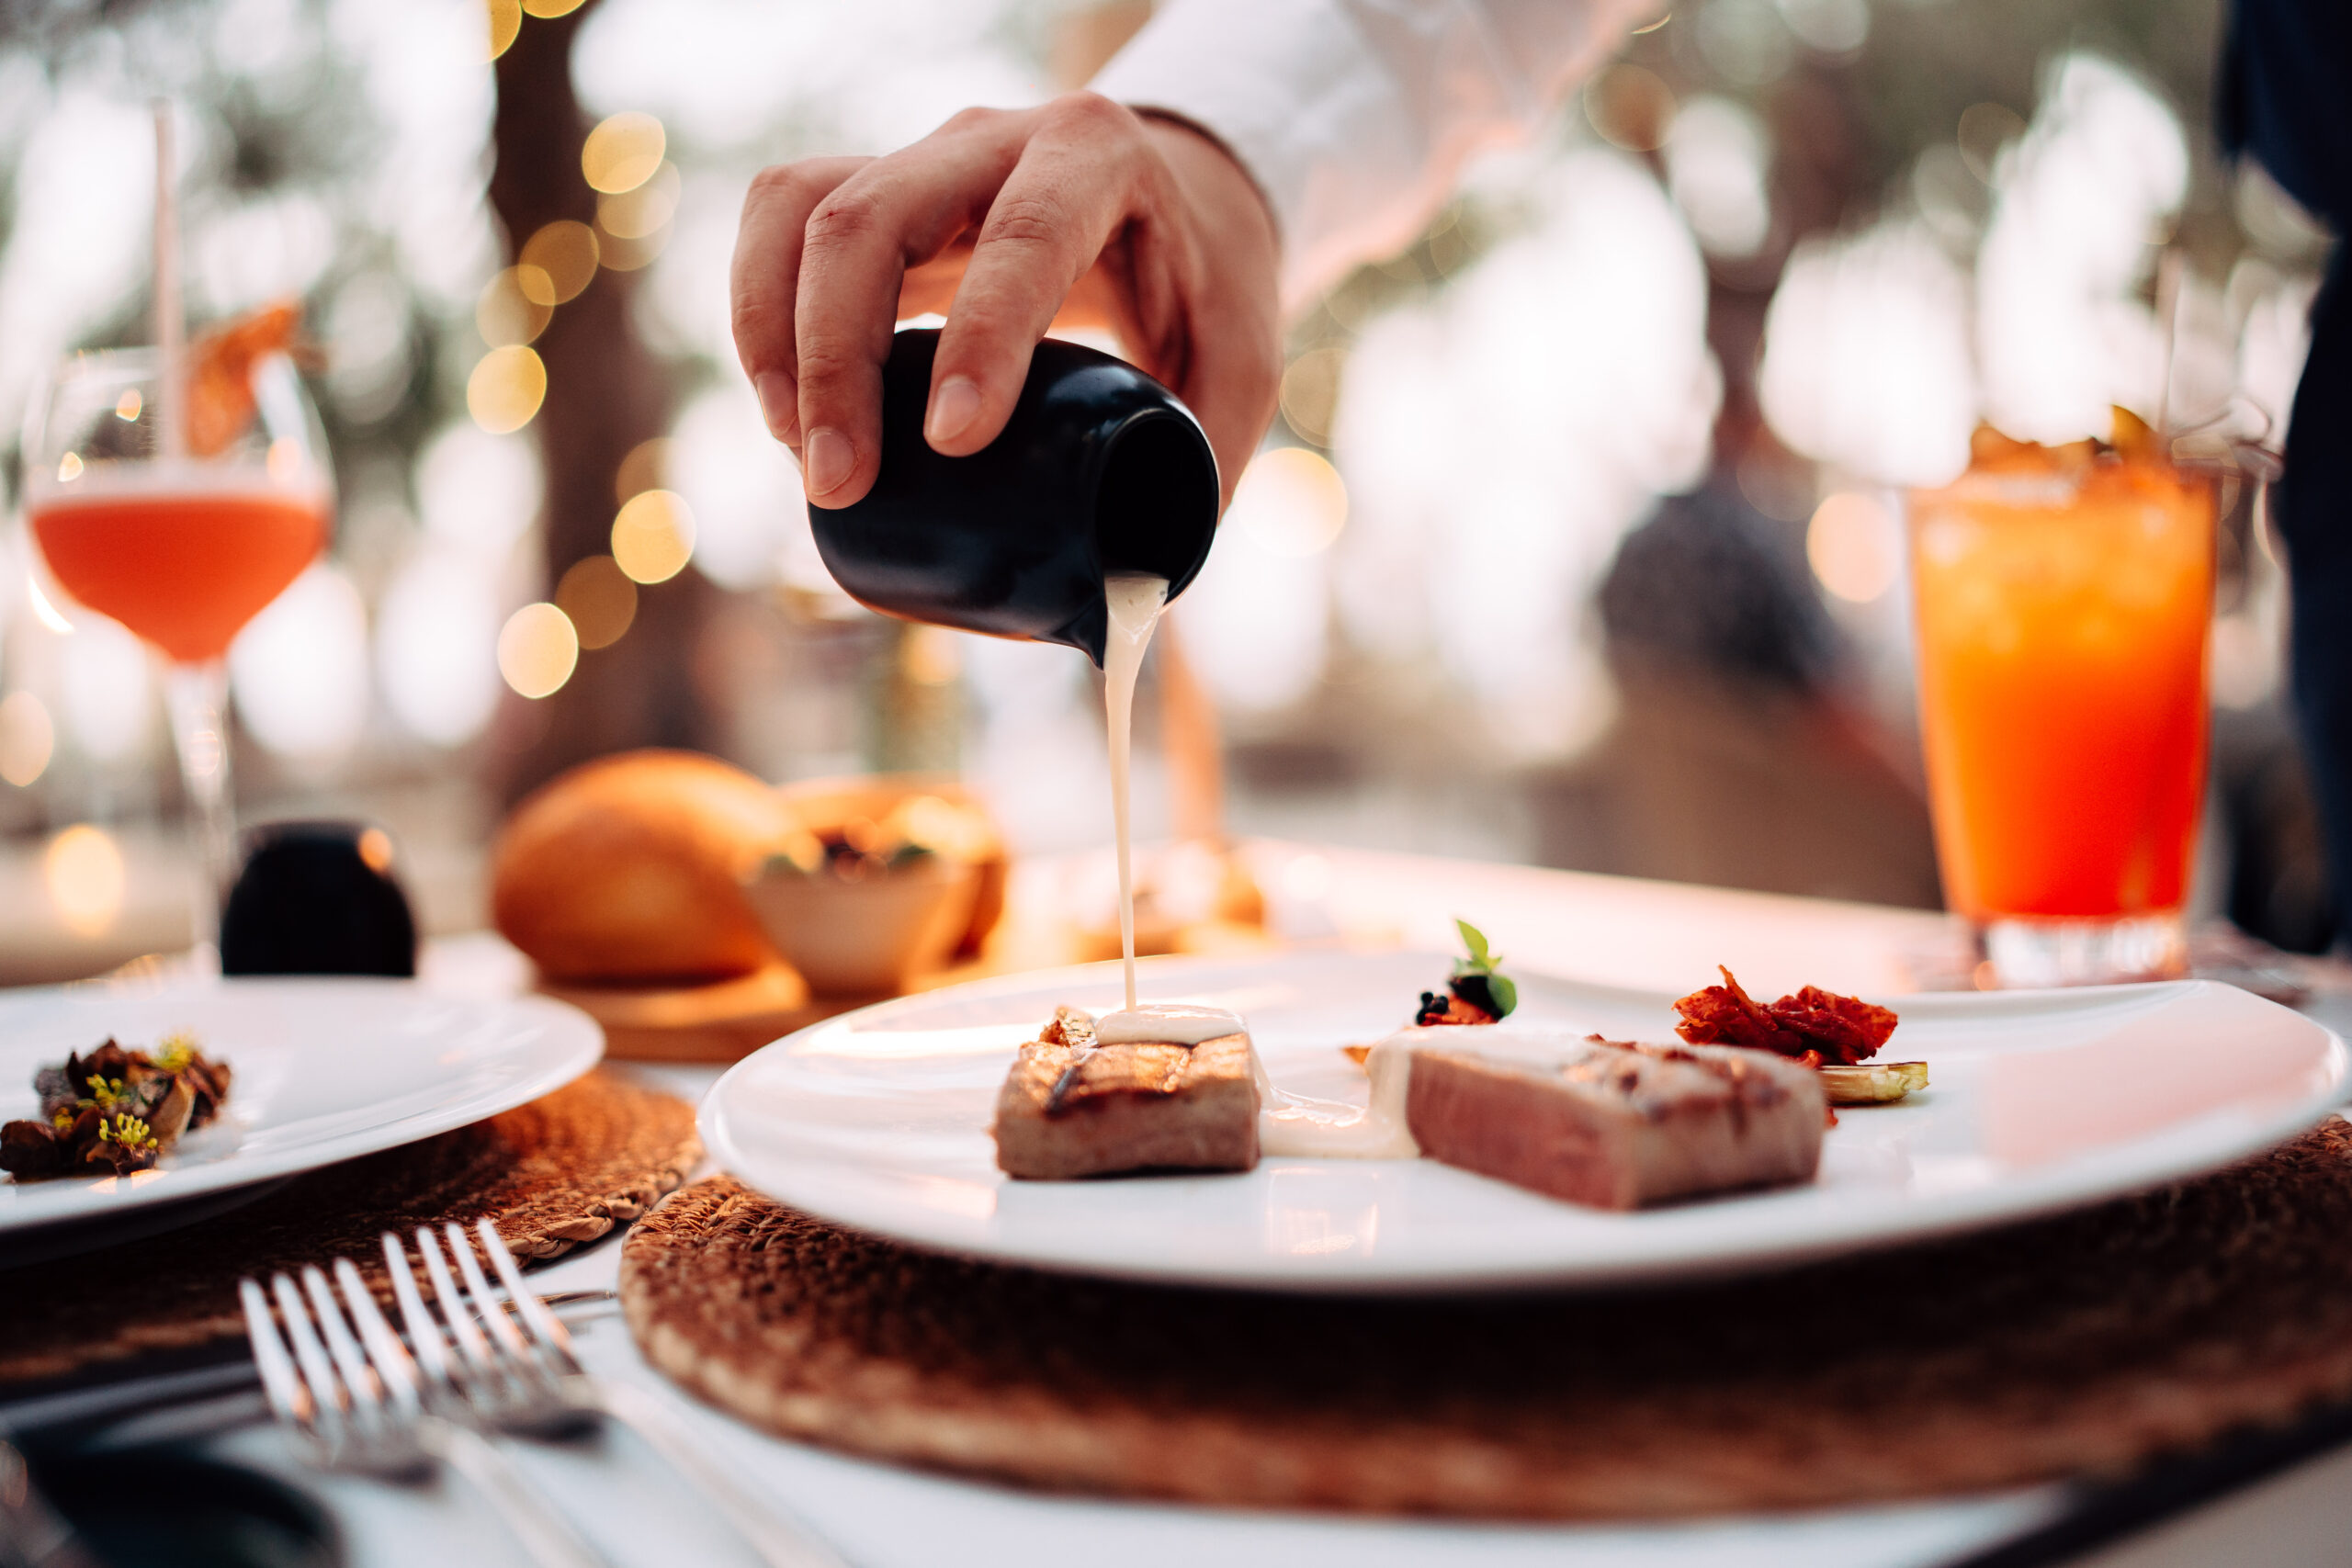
[
  {"xmin": 238, "ymin": 1264, "xmax": 612, "ymax": 1568},
  {"xmin": 392, "ymin": 1220, "xmax": 849, "ymax": 1568}
]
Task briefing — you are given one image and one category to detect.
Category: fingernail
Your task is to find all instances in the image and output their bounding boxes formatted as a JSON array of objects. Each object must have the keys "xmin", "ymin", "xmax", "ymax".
[
  {"xmin": 925, "ymin": 376, "xmax": 981, "ymax": 446},
  {"xmin": 803, "ymin": 427, "xmax": 854, "ymax": 496},
  {"xmin": 753, "ymin": 372, "xmax": 795, "ymax": 440}
]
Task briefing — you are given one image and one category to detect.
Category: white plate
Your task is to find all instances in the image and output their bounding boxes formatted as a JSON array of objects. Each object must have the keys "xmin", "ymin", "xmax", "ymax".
[
  {"xmin": 0, "ymin": 976, "xmax": 603, "ymax": 1242},
  {"xmin": 703, "ymin": 949, "xmax": 2348, "ymax": 1292}
]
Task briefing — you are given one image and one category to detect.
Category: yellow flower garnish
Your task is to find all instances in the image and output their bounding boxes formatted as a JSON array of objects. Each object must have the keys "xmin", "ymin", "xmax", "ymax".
[
  {"xmin": 85, "ymin": 1075, "xmax": 129, "ymax": 1110},
  {"xmin": 153, "ymin": 1032, "xmax": 198, "ymax": 1073},
  {"xmin": 51, "ymin": 1108, "xmax": 76, "ymax": 1133},
  {"xmin": 96, "ymin": 1113, "xmax": 157, "ymax": 1153}
]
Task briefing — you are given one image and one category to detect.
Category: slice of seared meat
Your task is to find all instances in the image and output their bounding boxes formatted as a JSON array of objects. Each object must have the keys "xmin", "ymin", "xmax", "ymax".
[
  {"xmin": 1405, "ymin": 1035, "xmax": 1823, "ymax": 1210},
  {"xmin": 992, "ymin": 1009, "xmax": 1260, "ymax": 1179}
]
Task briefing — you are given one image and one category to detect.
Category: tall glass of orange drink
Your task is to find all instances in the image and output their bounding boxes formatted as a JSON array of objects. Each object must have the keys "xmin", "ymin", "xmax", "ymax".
[
  {"xmin": 1908, "ymin": 423, "xmax": 2215, "ymax": 986},
  {"xmin": 22, "ymin": 335, "xmax": 334, "ymax": 953}
]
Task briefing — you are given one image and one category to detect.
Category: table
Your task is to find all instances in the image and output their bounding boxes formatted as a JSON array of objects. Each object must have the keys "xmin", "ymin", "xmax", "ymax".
[{"xmin": 38, "ymin": 844, "xmax": 2352, "ymax": 1567}]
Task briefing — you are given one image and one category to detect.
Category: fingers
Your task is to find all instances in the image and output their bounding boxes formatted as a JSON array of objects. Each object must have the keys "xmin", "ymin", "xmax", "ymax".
[
  {"xmin": 924, "ymin": 96, "xmax": 1151, "ymax": 458},
  {"xmin": 794, "ymin": 119, "xmax": 1027, "ymax": 506},
  {"xmin": 731, "ymin": 156, "xmax": 867, "ymax": 449}
]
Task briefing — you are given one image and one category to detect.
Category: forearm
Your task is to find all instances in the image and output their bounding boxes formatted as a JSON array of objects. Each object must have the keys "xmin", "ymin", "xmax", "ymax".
[{"xmin": 1092, "ymin": 0, "xmax": 1666, "ymax": 312}]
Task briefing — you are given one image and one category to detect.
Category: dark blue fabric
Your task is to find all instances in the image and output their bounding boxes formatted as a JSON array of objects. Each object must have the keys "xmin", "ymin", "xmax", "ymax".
[
  {"xmin": 2223, "ymin": 0, "xmax": 2351, "ymax": 938},
  {"xmin": 2220, "ymin": 0, "xmax": 2352, "ymax": 227},
  {"xmin": 2278, "ymin": 248, "xmax": 2352, "ymax": 938}
]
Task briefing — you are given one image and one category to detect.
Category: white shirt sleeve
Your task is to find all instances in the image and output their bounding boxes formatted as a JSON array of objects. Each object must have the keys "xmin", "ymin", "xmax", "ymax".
[{"xmin": 1091, "ymin": 0, "xmax": 1663, "ymax": 312}]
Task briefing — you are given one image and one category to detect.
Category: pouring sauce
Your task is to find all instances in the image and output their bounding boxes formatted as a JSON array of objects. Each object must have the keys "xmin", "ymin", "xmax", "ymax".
[
  {"xmin": 1095, "ymin": 570, "xmax": 1407, "ymax": 1156},
  {"xmin": 1102, "ymin": 572, "xmax": 1169, "ymax": 1012}
]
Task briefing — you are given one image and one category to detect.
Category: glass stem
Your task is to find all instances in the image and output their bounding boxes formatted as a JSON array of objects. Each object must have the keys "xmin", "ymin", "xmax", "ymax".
[{"xmin": 165, "ymin": 660, "xmax": 236, "ymax": 966}]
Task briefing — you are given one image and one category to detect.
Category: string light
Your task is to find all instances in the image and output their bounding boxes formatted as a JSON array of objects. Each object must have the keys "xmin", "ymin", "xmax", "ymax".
[
  {"xmin": 477, "ymin": 267, "xmax": 553, "ymax": 348},
  {"xmin": 555, "ymin": 555, "xmax": 638, "ymax": 649},
  {"xmin": 1807, "ymin": 491, "xmax": 1900, "ymax": 603},
  {"xmin": 497, "ymin": 603, "xmax": 579, "ymax": 698},
  {"xmin": 597, "ymin": 161, "xmax": 679, "ymax": 240},
  {"xmin": 0, "ymin": 692, "xmax": 55, "ymax": 787},
  {"xmin": 46, "ymin": 824, "xmax": 124, "ymax": 938},
  {"xmin": 519, "ymin": 220, "xmax": 600, "ymax": 303},
  {"xmin": 467, "ymin": 344, "xmax": 548, "ymax": 434},
  {"xmin": 487, "ymin": 0, "xmax": 521, "ymax": 60},
  {"xmin": 611, "ymin": 489, "xmax": 695, "ymax": 582},
  {"xmin": 582, "ymin": 112, "xmax": 665, "ymax": 195},
  {"xmin": 613, "ymin": 436, "xmax": 671, "ymax": 504}
]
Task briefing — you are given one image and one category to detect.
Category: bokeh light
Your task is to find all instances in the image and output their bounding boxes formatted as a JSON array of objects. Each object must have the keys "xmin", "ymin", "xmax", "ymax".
[
  {"xmin": 1229, "ymin": 448, "xmax": 1349, "ymax": 558},
  {"xmin": 497, "ymin": 603, "xmax": 579, "ymax": 699},
  {"xmin": 519, "ymin": 220, "xmax": 600, "ymax": 304},
  {"xmin": 611, "ymin": 489, "xmax": 695, "ymax": 582},
  {"xmin": 522, "ymin": 0, "xmax": 587, "ymax": 16},
  {"xmin": 419, "ymin": 423, "xmax": 543, "ymax": 552},
  {"xmin": 666, "ymin": 384, "xmax": 820, "ymax": 592},
  {"xmin": 1667, "ymin": 96, "xmax": 1772, "ymax": 259},
  {"xmin": 45, "ymin": 823, "xmax": 124, "ymax": 938},
  {"xmin": 1759, "ymin": 220, "xmax": 1976, "ymax": 486},
  {"xmin": 614, "ymin": 435, "xmax": 671, "ymax": 503},
  {"xmin": 556, "ymin": 554, "xmax": 639, "ymax": 649},
  {"xmin": 0, "ymin": 691, "xmax": 55, "ymax": 787},
  {"xmin": 1977, "ymin": 54, "xmax": 2188, "ymax": 444},
  {"xmin": 60, "ymin": 615, "xmax": 153, "ymax": 762},
  {"xmin": 1806, "ymin": 492, "xmax": 1902, "ymax": 604},
  {"xmin": 377, "ymin": 544, "xmax": 503, "ymax": 746},
  {"xmin": 1583, "ymin": 63, "xmax": 1676, "ymax": 152},
  {"xmin": 1278, "ymin": 349, "xmax": 1346, "ymax": 446},
  {"xmin": 487, "ymin": 0, "xmax": 522, "ymax": 59},
  {"xmin": 597, "ymin": 160, "xmax": 679, "ymax": 240},
  {"xmin": 582, "ymin": 111, "xmax": 665, "ymax": 194},
  {"xmin": 467, "ymin": 344, "xmax": 548, "ymax": 433},
  {"xmin": 476, "ymin": 267, "xmax": 552, "ymax": 347},
  {"xmin": 1331, "ymin": 150, "xmax": 1716, "ymax": 757},
  {"xmin": 229, "ymin": 564, "xmax": 371, "ymax": 761}
]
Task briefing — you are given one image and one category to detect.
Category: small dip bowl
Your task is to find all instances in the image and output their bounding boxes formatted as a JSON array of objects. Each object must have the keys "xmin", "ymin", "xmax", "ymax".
[{"xmin": 741, "ymin": 776, "xmax": 1003, "ymax": 997}]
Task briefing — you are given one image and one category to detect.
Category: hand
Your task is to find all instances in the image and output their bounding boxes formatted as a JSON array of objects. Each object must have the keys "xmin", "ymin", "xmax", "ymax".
[{"xmin": 730, "ymin": 93, "xmax": 1283, "ymax": 511}]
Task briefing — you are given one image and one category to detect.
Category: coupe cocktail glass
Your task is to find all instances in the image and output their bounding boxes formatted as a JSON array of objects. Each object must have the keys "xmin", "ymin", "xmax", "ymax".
[{"xmin": 23, "ymin": 346, "xmax": 334, "ymax": 956}]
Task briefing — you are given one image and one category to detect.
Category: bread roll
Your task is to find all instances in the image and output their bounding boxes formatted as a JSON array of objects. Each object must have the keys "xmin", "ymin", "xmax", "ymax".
[{"xmin": 493, "ymin": 750, "xmax": 786, "ymax": 983}]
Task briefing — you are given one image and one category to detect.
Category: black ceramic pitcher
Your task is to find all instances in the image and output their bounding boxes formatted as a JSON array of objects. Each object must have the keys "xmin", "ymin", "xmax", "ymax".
[{"xmin": 807, "ymin": 328, "xmax": 1220, "ymax": 665}]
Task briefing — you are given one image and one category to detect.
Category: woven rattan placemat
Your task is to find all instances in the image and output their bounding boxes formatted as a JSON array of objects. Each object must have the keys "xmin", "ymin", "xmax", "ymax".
[
  {"xmin": 1, "ymin": 1068, "xmax": 697, "ymax": 1385},
  {"xmin": 623, "ymin": 1117, "xmax": 2352, "ymax": 1518}
]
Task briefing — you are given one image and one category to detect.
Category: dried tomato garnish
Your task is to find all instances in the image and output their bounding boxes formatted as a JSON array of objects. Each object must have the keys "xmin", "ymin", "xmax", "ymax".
[
  {"xmin": 1672, "ymin": 967, "xmax": 1896, "ymax": 1066},
  {"xmin": 1769, "ymin": 985, "xmax": 1898, "ymax": 1066}
]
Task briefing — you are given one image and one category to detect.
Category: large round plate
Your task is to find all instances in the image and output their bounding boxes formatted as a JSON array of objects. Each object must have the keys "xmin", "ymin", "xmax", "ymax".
[
  {"xmin": 703, "ymin": 950, "xmax": 2347, "ymax": 1292},
  {"xmin": 0, "ymin": 976, "xmax": 603, "ymax": 1248}
]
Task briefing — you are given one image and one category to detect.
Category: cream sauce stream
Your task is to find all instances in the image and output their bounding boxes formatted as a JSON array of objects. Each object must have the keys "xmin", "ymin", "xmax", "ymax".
[{"xmin": 1102, "ymin": 572, "xmax": 1169, "ymax": 1012}]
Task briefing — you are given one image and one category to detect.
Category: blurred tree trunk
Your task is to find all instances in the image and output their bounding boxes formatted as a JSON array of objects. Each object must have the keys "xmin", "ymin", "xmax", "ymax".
[{"xmin": 489, "ymin": 2, "xmax": 709, "ymax": 803}]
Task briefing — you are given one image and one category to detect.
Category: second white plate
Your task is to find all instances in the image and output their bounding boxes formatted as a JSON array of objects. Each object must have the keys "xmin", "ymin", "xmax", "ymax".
[
  {"xmin": 0, "ymin": 976, "xmax": 603, "ymax": 1248},
  {"xmin": 703, "ymin": 949, "xmax": 2346, "ymax": 1292}
]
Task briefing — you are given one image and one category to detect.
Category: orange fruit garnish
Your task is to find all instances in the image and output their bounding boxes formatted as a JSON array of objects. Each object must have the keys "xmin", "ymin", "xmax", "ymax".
[{"xmin": 185, "ymin": 300, "xmax": 303, "ymax": 457}]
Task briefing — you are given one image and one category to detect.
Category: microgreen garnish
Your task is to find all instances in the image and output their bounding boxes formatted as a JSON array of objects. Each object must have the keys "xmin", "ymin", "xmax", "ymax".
[{"xmin": 1451, "ymin": 919, "xmax": 1518, "ymax": 1018}]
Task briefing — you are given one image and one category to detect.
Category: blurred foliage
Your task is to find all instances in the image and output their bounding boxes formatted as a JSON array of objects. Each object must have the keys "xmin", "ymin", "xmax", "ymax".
[{"xmin": 0, "ymin": 0, "xmax": 465, "ymax": 537}]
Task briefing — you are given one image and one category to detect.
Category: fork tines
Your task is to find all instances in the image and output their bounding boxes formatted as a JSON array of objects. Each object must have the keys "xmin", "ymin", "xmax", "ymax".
[{"xmin": 237, "ymin": 1258, "xmax": 428, "ymax": 1476}]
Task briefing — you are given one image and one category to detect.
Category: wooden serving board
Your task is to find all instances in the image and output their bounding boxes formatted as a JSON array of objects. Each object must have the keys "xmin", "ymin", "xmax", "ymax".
[
  {"xmin": 535, "ymin": 897, "xmax": 1261, "ymax": 1063},
  {"xmin": 537, "ymin": 964, "xmax": 861, "ymax": 1063}
]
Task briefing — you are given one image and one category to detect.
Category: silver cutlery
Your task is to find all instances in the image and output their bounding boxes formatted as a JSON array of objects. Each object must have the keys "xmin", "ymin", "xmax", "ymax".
[
  {"xmin": 237, "ymin": 1263, "xmax": 611, "ymax": 1568},
  {"xmin": 391, "ymin": 1221, "xmax": 847, "ymax": 1568}
]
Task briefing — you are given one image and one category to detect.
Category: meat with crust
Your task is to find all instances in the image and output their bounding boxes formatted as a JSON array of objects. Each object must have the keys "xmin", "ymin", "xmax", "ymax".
[
  {"xmin": 992, "ymin": 1009, "xmax": 1260, "ymax": 1179},
  {"xmin": 1404, "ymin": 1034, "xmax": 1824, "ymax": 1210}
]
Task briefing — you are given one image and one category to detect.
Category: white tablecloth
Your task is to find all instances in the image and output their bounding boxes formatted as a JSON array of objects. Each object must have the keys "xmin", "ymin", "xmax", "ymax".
[{"xmin": 87, "ymin": 845, "xmax": 2352, "ymax": 1566}]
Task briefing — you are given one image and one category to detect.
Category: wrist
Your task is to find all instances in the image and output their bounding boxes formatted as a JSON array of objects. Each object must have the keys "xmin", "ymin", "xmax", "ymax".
[{"xmin": 1134, "ymin": 108, "xmax": 1279, "ymax": 261}]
